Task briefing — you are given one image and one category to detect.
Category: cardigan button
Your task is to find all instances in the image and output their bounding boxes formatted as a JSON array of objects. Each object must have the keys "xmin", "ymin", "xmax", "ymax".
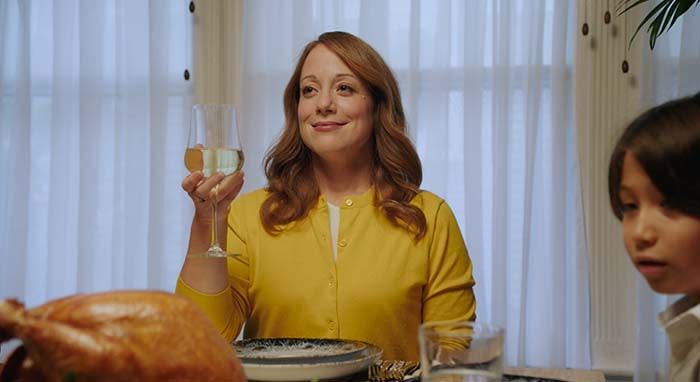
[
  {"xmin": 344, "ymin": 199, "xmax": 353, "ymax": 206},
  {"xmin": 338, "ymin": 239, "xmax": 347, "ymax": 247}
]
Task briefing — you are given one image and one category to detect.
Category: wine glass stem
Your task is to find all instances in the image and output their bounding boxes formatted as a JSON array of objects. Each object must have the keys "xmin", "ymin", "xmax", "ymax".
[{"xmin": 210, "ymin": 185, "xmax": 221, "ymax": 251}]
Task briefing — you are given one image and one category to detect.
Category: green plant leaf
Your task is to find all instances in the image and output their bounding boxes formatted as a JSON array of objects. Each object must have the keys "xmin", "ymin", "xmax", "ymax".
[
  {"xmin": 668, "ymin": 0, "xmax": 698, "ymax": 32},
  {"xmin": 619, "ymin": 0, "xmax": 700, "ymax": 49},
  {"xmin": 658, "ymin": 0, "xmax": 682, "ymax": 36},
  {"xmin": 624, "ymin": 0, "xmax": 672, "ymax": 48},
  {"xmin": 617, "ymin": 0, "xmax": 652, "ymax": 14},
  {"xmin": 649, "ymin": 16, "xmax": 663, "ymax": 48}
]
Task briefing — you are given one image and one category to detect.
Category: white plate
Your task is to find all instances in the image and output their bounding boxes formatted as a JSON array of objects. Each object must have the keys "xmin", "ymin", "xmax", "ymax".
[
  {"xmin": 234, "ymin": 338, "xmax": 368, "ymax": 364},
  {"xmin": 235, "ymin": 339, "xmax": 382, "ymax": 381}
]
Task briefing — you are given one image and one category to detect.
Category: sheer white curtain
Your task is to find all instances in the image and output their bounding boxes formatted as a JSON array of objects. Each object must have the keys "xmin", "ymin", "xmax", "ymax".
[
  {"xmin": 0, "ymin": 0, "xmax": 192, "ymax": 317},
  {"xmin": 238, "ymin": 0, "xmax": 590, "ymax": 368},
  {"xmin": 635, "ymin": 6, "xmax": 700, "ymax": 380}
]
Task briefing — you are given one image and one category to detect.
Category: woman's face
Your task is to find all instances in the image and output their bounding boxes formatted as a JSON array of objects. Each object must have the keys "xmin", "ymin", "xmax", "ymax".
[
  {"xmin": 619, "ymin": 152, "xmax": 700, "ymax": 297},
  {"xmin": 297, "ymin": 44, "xmax": 374, "ymax": 163}
]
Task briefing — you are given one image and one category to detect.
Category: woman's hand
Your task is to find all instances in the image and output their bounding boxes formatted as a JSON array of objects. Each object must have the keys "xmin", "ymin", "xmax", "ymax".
[
  {"xmin": 182, "ymin": 170, "xmax": 245, "ymax": 224},
  {"xmin": 181, "ymin": 171, "xmax": 245, "ymax": 259}
]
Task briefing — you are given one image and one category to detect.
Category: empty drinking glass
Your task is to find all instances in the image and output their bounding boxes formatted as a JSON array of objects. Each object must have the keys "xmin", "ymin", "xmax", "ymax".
[{"xmin": 419, "ymin": 320, "xmax": 504, "ymax": 382}]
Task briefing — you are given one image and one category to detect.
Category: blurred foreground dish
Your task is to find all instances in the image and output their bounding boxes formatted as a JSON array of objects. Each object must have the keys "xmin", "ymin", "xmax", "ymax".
[{"xmin": 0, "ymin": 290, "xmax": 246, "ymax": 382}]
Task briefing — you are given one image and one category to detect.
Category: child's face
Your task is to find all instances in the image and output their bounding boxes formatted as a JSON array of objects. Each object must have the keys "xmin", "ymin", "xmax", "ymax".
[{"xmin": 619, "ymin": 152, "xmax": 700, "ymax": 297}]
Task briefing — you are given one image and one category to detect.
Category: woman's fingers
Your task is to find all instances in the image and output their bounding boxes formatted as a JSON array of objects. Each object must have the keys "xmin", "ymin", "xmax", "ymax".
[
  {"xmin": 182, "ymin": 171, "xmax": 208, "ymax": 203},
  {"xmin": 198, "ymin": 173, "xmax": 226, "ymax": 201},
  {"xmin": 219, "ymin": 171, "xmax": 245, "ymax": 206},
  {"xmin": 182, "ymin": 171, "xmax": 243, "ymax": 207},
  {"xmin": 182, "ymin": 171, "xmax": 222, "ymax": 204},
  {"xmin": 182, "ymin": 171, "xmax": 205, "ymax": 193}
]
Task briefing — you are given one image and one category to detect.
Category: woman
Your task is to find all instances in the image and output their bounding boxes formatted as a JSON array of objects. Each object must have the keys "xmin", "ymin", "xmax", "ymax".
[{"xmin": 177, "ymin": 31, "xmax": 476, "ymax": 361}]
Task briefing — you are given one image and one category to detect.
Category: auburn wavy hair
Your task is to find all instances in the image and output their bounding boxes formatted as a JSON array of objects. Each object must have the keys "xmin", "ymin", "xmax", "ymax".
[{"xmin": 260, "ymin": 31, "xmax": 427, "ymax": 240}]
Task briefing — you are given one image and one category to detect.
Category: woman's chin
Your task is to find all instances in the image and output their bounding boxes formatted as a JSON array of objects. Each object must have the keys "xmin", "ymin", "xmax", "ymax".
[{"xmin": 309, "ymin": 145, "xmax": 365, "ymax": 162}]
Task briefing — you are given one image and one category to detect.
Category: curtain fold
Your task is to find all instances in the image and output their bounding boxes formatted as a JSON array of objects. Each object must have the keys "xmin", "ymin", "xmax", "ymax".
[
  {"xmin": 239, "ymin": 0, "xmax": 589, "ymax": 369},
  {"xmin": 1, "ymin": 0, "xmax": 32, "ymax": 303},
  {"xmin": 0, "ymin": 0, "xmax": 192, "ymax": 333}
]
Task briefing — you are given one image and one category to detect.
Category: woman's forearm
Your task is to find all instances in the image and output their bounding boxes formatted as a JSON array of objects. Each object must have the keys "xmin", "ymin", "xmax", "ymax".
[{"xmin": 179, "ymin": 218, "xmax": 229, "ymax": 294}]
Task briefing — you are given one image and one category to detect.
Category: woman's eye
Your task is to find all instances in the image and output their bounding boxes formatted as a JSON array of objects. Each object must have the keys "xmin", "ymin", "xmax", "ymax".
[
  {"xmin": 301, "ymin": 86, "xmax": 316, "ymax": 96},
  {"xmin": 337, "ymin": 84, "xmax": 354, "ymax": 94}
]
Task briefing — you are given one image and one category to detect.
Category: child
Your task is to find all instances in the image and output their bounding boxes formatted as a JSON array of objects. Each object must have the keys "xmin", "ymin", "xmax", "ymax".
[{"xmin": 608, "ymin": 92, "xmax": 700, "ymax": 381}]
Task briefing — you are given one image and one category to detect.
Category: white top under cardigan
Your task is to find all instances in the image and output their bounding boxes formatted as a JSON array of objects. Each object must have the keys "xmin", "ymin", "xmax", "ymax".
[{"xmin": 328, "ymin": 202, "xmax": 340, "ymax": 260}]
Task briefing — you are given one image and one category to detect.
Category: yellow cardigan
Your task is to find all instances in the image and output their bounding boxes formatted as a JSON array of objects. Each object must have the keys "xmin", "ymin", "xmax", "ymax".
[{"xmin": 176, "ymin": 187, "xmax": 476, "ymax": 361}]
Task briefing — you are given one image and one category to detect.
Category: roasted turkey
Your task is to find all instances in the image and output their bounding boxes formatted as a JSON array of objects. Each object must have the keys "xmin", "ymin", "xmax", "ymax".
[{"xmin": 0, "ymin": 290, "xmax": 246, "ymax": 382}]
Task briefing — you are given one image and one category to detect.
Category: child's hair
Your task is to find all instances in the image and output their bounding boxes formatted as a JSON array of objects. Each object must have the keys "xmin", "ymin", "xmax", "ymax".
[{"xmin": 608, "ymin": 92, "xmax": 700, "ymax": 220}]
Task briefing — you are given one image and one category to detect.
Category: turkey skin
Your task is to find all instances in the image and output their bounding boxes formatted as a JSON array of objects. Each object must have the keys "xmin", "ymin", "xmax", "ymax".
[{"xmin": 0, "ymin": 290, "xmax": 246, "ymax": 382}]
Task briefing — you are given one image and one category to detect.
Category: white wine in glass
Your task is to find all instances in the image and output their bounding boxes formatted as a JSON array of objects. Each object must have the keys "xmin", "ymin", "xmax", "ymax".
[
  {"xmin": 185, "ymin": 104, "xmax": 244, "ymax": 258},
  {"xmin": 184, "ymin": 148, "xmax": 245, "ymax": 177}
]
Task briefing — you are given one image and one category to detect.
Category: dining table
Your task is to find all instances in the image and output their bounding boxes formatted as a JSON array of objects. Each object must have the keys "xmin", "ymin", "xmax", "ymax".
[
  {"xmin": 288, "ymin": 363, "xmax": 607, "ymax": 381},
  {"xmin": 0, "ymin": 364, "xmax": 605, "ymax": 381},
  {"xmin": 503, "ymin": 366, "xmax": 606, "ymax": 382},
  {"xmin": 344, "ymin": 365, "xmax": 606, "ymax": 381},
  {"xmin": 262, "ymin": 361, "xmax": 607, "ymax": 382},
  {"xmin": 0, "ymin": 361, "xmax": 607, "ymax": 381}
]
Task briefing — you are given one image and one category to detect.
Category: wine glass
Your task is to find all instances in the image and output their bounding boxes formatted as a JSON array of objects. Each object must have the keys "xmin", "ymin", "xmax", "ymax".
[
  {"xmin": 184, "ymin": 104, "xmax": 244, "ymax": 257},
  {"xmin": 419, "ymin": 320, "xmax": 504, "ymax": 382}
]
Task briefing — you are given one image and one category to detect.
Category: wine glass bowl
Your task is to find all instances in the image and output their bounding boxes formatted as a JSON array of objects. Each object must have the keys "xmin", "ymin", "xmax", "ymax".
[
  {"xmin": 184, "ymin": 146, "xmax": 244, "ymax": 177},
  {"xmin": 185, "ymin": 104, "xmax": 244, "ymax": 258},
  {"xmin": 419, "ymin": 321, "xmax": 504, "ymax": 382}
]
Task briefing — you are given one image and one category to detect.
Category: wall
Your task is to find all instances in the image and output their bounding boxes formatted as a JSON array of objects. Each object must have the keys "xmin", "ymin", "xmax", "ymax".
[
  {"xmin": 575, "ymin": 0, "xmax": 647, "ymax": 376},
  {"xmin": 192, "ymin": 0, "xmax": 243, "ymax": 107}
]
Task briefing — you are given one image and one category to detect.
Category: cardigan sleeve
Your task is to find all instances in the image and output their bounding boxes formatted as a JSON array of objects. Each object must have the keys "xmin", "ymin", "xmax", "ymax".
[
  {"xmin": 422, "ymin": 200, "xmax": 477, "ymax": 324},
  {"xmin": 174, "ymin": 195, "xmax": 252, "ymax": 342}
]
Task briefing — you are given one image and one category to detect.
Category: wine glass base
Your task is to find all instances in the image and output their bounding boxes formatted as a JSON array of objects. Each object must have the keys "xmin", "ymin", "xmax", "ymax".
[
  {"xmin": 207, "ymin": 245, "xmax": 227, "ymax": 257},
  {"xmin": 187, "ymin": 246, "xmax": 240, "ymax": 259}
]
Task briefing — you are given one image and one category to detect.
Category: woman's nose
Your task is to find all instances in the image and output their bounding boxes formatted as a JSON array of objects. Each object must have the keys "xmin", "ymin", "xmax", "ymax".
[{"xmin": 315, "ymin": 90, "xmax": 335, "ymax": 114}]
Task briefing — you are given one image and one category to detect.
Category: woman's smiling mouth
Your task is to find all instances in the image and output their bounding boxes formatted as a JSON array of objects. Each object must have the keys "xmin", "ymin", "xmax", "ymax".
[{"xmin": 312, "ymin": 121, "xmax": 347, "ymax": 132}]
